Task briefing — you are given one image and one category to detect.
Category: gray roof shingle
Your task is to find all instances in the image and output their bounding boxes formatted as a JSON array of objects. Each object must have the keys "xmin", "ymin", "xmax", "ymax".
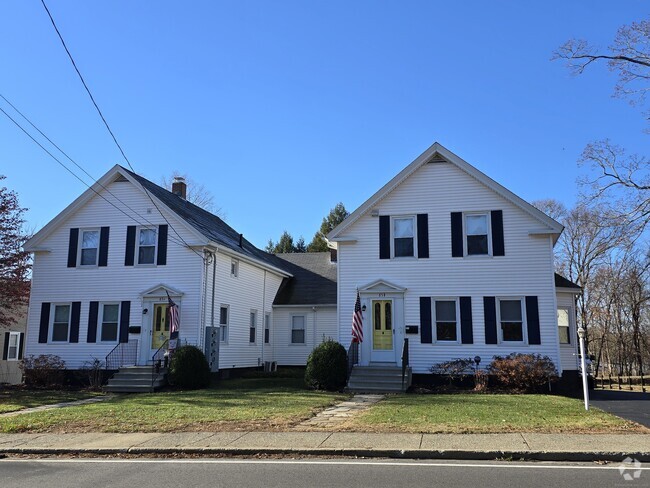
[
  {"xmin": 555, "ymin": 273, "xmax": 581, "ymax": 290},
  {"xmin": 273, "ymin": 253, "xmax": 337, "ymax": 306}
]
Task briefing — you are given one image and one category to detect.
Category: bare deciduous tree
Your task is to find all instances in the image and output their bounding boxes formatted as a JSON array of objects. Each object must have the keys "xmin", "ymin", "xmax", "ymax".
[{"xmin": 161, "ymin": 172, "xmax": 224, "ymax": 218}]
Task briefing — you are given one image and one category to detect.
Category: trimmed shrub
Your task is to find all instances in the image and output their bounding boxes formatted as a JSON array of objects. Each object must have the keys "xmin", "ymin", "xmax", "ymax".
[
  {"xmin": 21, "ymin": 354, "xmax": 66, "ymax": 388},
  {"xmin": 169, "ymin": 345, "xmax": 211, "ymax": 389},
  {"xmin": 305, "ymin": 339, "xmax": 347, "ymax": 391},
  {"xmin": 430, "ymin": 358, "xmax": 475, "ymax": 386},
  {"xmin": 488, "ymin": 353, "xmax": 558, "ymax": 392}
]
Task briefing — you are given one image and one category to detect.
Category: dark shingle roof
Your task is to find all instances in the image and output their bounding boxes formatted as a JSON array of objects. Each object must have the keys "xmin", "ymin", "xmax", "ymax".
[
  {"xmin": 122, "ymin": 167, "xmax": 291, "ymax": 274},
  {"xmin": 273, "ymin": 253, "xmax": 337, "ymax": 305},
  {"xmin": 555, "ymin": 273, "xmax": 581, "ymax": 290}
]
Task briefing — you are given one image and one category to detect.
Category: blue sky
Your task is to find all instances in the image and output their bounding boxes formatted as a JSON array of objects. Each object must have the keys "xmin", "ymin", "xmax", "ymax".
[{"xmin": 1, "ymin": 1, "xmax": 647, "ymax": 248}]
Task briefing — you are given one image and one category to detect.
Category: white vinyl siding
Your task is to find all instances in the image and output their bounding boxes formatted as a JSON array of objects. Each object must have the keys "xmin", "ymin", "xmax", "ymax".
[
  {"xmin": 335, "ymin": 160, "xmax": 559, "ymax": 373},
  {"xmin": 25, "ymin": 179, "xmax": 205, "ymax": 368}
]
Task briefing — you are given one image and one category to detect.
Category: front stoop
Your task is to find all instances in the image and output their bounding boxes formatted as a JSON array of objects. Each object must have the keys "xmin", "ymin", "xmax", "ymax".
[
  {"xmin": 104, "ymin": 366, "xmax": 167, "ymax": 393},
  {"xmin": 347, "ymin": 364, "xmax": 412, "ymax": 393}
]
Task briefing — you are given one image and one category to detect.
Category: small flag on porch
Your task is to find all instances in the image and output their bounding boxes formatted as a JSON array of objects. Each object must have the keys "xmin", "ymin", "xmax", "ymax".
[
  {"xmin": 352, "ymin": 291, "xmax": 363, "ymax": 343},
  {"xmin": 166, "ymin": 291, "xmax": 180, "ymax": 349}
]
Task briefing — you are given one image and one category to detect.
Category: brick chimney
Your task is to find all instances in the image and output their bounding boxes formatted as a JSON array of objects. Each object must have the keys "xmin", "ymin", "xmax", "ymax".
[{"xmin": 172, "ymin": 176, "xmax": 186, "ymax": 199}]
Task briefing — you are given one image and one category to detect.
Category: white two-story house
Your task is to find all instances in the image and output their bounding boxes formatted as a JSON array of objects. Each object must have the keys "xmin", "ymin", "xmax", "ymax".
[{"xmin": 328, "ymin": 143, "xmax": 581, "ymax": 391}]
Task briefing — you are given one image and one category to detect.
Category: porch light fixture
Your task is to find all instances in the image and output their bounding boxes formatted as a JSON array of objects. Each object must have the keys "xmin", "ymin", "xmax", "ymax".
[
  {"xmin": 361, "ymin": 304, "xmax": 367, "ymax": 312},
  {"xmin": 142, "ymin": 308, "xmax": 148, "ymax": 315}
]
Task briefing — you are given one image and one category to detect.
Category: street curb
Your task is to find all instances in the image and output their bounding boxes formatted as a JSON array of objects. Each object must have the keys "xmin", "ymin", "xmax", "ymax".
[{"xmin": 1, "ymin": 447, "xmax": 648, "ymax": 462}]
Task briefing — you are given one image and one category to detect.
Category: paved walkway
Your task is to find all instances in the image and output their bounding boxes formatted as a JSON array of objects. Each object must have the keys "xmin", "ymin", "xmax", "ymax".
[
  {"xmin": 0, "ymin": 396, "xmax": 113, "ymax": 418},
  {"xmin": 591, "ymin": 390, "xmax": 650, "ymax": 428},
  {"xmin": 0, "ymin": 432, "xmax": 648, "ymax": 461},
  {"xmin": 296, "ymin": 394, "xmax": 384, "ymax": 430}
]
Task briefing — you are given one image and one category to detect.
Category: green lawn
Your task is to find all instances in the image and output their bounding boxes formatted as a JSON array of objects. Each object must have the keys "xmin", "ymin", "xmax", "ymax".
[
  {"xmin": 0, "ymin": 390, "xmax": 102, "ymax": 414},
  {"xmin": 0, "ymin": 374, "xmax": 348, "ymax": 433},
  {"xmin": 342, "ymin": 393, "xmax": 648, "ymax": 434}
]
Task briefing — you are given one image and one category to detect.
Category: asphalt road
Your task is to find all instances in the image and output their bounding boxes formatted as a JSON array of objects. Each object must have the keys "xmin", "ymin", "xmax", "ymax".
[
  {"xmin": 1, "ymin": 458, "xmax": 649, "ymax": 488},
  {"xmin": 591, "ymin": 389, "xmax": 650, "ymax": 427}
]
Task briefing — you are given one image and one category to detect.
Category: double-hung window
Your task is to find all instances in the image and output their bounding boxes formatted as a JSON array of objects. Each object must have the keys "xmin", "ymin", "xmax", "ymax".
[
  {"xmin": 434, "ymin": 299, "xmax": 459, "ymax": 342},
  {"xmin": 80, "ymin": 229, "xmax": 99, "ymax": 266},
  {"xmin": 6, "ymin": 332, "xmax": 20, "ymax": 360},
  {"xmin": 499, "ymin": 299, "xmax": 524, "ymax": 342},
  {"xmin": 219, "ymin": 305, "xmax": 229, "ymax": 343},
  {"xmin": 465, "ymin": 213, "xmax": 489, "ymax": 255},
  {"xmin": 231, "ymin": 260, "xmax": 239, "ymax": 277},
  {"xmin": 264, "ymin": 313, "xmax": 271, "ymax": 344},
  {"xmin": 100, "ymin": 303, "xmax": 120, "ymax": 342},
  {"xmin": 137, "ymin": 228, "xmax": 157, "ymax": 265},
  {"xmin": 557, "ymin": 308, "xmax": 571, "ymax": 344},
  {"xmin": 393, "ymin": 217, "xmax": 415, "ymax": 257},
  {"xmin": 249, "ymin": 311, "xmax": 257, "ymax": 343},
  {"xmin": 291, "ymin": 315, "xmax": 305, "ymax": 344},
  {"xmin": 51, "ymin": 304, "xmax": 71, "ymax": 342}
]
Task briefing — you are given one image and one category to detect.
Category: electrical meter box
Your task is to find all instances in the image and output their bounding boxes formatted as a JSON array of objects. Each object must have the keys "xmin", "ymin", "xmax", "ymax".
[{"xmin": 204, "ymin": 326, "xmax": 220, "ymax": 372}]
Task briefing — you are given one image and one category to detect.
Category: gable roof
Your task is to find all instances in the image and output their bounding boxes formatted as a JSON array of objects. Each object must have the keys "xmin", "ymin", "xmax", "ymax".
[
  {"xmin": 25, "ymin": 165, "xmax": 291, "ymax": 277},
  {"xmin": 328, "ymin": 142, "xmax": 564, "ymax": 242},
  {"xmin": 554, "ymin": 273, "xmax": 581, "ymax": 291},
  {"xmin": 273, "ymin": 252, "xmax": 337, "ymax": 306}
]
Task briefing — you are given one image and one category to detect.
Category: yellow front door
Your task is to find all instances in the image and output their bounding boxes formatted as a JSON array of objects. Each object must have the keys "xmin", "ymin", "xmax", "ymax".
[
  {"xmin": 372, "ymin": 300, "xmax": 393, "ymax": 350},
  {"xmin": 151, "ymin": 303, "xmax": 170, "ymax": 350}
]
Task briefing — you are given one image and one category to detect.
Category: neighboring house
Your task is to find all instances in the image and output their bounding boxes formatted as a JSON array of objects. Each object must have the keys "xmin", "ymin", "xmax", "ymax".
[
  {"xmin": 1, "ymin": 305, "xmax": 27, "ymax": 385},
  {"xmin": 23, "ymin": 167, "xmax": 297, "ymax": 375},
  {"xmin": 328, "ymin": 142, "xmax": 581, "ymax": 391}
]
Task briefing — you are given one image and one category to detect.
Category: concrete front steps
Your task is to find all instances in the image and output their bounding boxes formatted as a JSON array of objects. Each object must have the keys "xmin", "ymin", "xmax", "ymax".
[
  {"xmin": 347, "ymin": 364, "xmax": 412, "ymax": 393},
  {"xmin": 104, "ymin": 365, "xmax": 167, "ymax": 393}
]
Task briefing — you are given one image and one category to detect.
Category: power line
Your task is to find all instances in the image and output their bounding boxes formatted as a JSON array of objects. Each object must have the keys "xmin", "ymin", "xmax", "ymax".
[
  {"xmin": 0, "ymin": 93, "xmax": 183, "ymax": 243},
  {"xmin": 0, "ymin": 104, "xmax": 189, "ymax": 249},
  {"xmin": 40, "ymin": 0, "xmax": 204, "ymax": 260}
]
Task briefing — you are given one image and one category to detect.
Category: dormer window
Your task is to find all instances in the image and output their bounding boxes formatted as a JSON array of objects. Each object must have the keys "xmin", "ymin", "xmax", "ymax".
[
  {"xmin": 465, "ymin": 213, "xmax": 489, "ymax": 255},
  {"xmin": 138, "ymin": 228, "xmax": 157, "ymax": 265},
  {"xmin": 393, "ymin": 217, "xmax": 415, "ymax": 257},
  {"xmin": 80, "ymin": 230, "xmax": 99, "ymax": 266}
]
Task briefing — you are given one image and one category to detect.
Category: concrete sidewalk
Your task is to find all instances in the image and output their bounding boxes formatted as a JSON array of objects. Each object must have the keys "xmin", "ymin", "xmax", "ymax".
[{"xmin": 0, "ymin": 432, "xmax": 648, "ymax": 461}]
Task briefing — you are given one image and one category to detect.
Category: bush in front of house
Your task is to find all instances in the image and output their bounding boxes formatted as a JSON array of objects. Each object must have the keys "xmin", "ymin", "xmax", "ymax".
[
  {"xmin": 430, "ymin": 358, "xmax": 475, "ymax": 386},
  {"xmin": 305, "ymin": 339, "xmax": 347, "ymax": 391},
  {"xmin": 169, "ymin": 345, "xmax": 211, "ymax": 389},
  {"xmin": 488, "ymin": 353, "xmax": 558, "ymax": 393},
  {"xmin": 21, "ymin": 354, "xmax": 66, "ymax": 388}
]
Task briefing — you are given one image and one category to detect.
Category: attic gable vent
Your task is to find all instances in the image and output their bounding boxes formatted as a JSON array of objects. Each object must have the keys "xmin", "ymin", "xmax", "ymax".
[
  {"xmin": 113, "ymin": 175, "xmax": 129, "ymax": 182},
  {"xmin": 428, "ymin": 153, "xmax": 448, "ymax": 163}
]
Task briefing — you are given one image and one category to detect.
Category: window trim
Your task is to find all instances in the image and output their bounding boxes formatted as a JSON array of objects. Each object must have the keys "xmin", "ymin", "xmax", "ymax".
[
  {"xmin": 557, "ymin": 306, "xmax": 572, "ymax": 345},
  {"xmin": 49, "ymin": 303, "xmax": 72, "ymax": 343},
  {"xmin": 496, "ymin": 297, "xmax": 527, "ymax": 344},
  {"xmin": 390, "ymin": 215, "xmax": 417, "ymax": 259},
  {"xmin": 249, "ymin": 310, "xmax": 257, "ymax": 344},
  {"xmin": 431, "ymin": 297, "xmax": 461, "ymax": 344},
  {"xmin": 290, "ymin": 314, "xmax": 306, "ymax": 345},
  {"xmin": 463, "ymin": 212, "xmax": 492, "ymax": 257},
  {"xmin": 219, "ymin": 304, "xmax": 229, "ymax": 344},
  {"xmin": 78, "ymin": 228, "xmax": 100, "ymax": 267},
  {"xmin": 231, "ymin": 259, "xmax": 239, "ymax": 278},
  {"xmin": 99, "ymin": 302, "xmax": 120, "ymax": 343},
  {"xmin": 7, "ymin": 331, "xmax": 20, "ymax": 361},
  {"xmin": 136, "ymin": 226, "xmax": 158, "ymax": 266}
]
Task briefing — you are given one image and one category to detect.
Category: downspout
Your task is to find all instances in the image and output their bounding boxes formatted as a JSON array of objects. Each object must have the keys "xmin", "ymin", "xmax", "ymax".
[{"xmin": 261, "ymin": 270, "xmax": 267, "ymax": 366}]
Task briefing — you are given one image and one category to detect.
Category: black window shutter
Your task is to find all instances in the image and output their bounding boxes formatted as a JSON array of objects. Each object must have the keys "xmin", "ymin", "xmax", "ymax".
[
  {"xmin": 379, "ymin": 216, "xmax": 390, "ymax": 259},
  {"xmin": 18, "ymin": 333, "xmax": 24, "ymax": 360},
  {"xmin": 125, "ymin": 226, "xmax": 136, "ymax": 266},
  {"xmin": 157, "ymin": 224, "xmax": 168, "ymax": 265},
  {"xmin": 460, "ymin": 297, "xmax": 473, "ymax": 344},
  {"xmin": 39, "ymin": 302, "xmax": 51, "ymax": 343},
  {"xmin": 420, "ymin": 296, "xmax": 432, "ymax": 344},
  {"xmin": 451, "ymin": 212, "xmax": 463, "ymax": 257},
  {"xmin": 119, "ymin": 301, "xmax": 131, "ymax": 343},
  {"xmin": 483, "ymin": 297, "xmax": 498, "ymax": 344},
  {"xmin": 98, "ymin": 227, "xmax": 110, "ymax": 267},
  {"xmin": 417, "ymin": 214, "xmax": 429, "ymax": 259},
  {"xmin": 67, "ymin": 228, "xmax": 79, "ymax": 267},
  {"xmin": 491, "ymin": 210, "xmax": 505, "ymax": 256},
  {"xmin": 69, "ymin": 302, "xmax": 81, "ymax": 343},
  {"xmin": 87, "ymin": 301, "xmax": 99, "ymax": 343},
  {"xmin": 526, "ymin": 296, "xmax": 541, "ymax": 345},
  {"xmin": 2, "ymin": 332, "xmax": 8, "ymax": 360}
]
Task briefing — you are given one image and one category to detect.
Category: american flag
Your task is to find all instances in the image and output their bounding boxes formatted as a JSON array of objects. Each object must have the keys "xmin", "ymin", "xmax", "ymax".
[
  {"xmin": 352, "ymin": 291, "xmax": 363, "ymax": 343},
  {"xmin": 166, "ymin": 291, "xmax": 180, "ymax": 334}
]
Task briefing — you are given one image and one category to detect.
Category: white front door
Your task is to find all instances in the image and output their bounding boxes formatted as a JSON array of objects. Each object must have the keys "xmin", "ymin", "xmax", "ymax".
[{"xmin": 370, "ymin": 299, "xmax": 395, "ymax": 363}]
